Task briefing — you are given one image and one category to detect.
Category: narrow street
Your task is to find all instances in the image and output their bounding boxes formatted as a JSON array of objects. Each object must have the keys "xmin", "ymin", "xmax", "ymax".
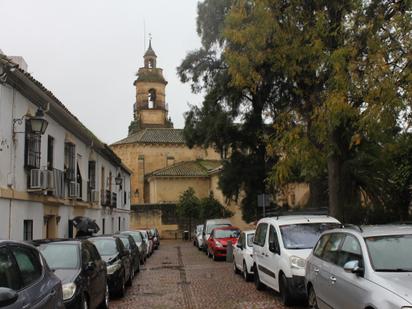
[{"xmin": 110, "ymin": 240, "xmax": 303, "ymax": 309}]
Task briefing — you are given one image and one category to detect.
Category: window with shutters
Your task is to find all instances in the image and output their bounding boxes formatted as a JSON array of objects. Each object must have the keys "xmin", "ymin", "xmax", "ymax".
[
  {"xmin": 24, "ymin": 121, "xmax": 41, "ymax": 169},
  {"xmin": 64, "ymin": 143, "xmax": 75, "ymax": 181}
]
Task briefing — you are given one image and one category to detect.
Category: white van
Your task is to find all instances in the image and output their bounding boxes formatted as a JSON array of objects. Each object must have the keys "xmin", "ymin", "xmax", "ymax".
[
  {"xmin": 202, "ymin": 218, "xmax": 232, "ymax": 252},
  {"xmin": 252, "ymin": 214, "xmax": 340, "ymax": 306}
]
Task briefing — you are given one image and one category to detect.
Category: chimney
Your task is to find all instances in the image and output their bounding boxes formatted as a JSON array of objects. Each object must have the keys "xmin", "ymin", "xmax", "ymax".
[{"xmin": 9, "ymin": 56, "xmax": 28, "ymax": 72}]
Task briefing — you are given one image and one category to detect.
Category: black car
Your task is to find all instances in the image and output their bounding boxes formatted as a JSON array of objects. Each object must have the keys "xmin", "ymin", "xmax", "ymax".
[
  {"xmin": 0, "ymin": 240, "xmax": 64, "ymax": 309},
  {"xmin": 120, "ymin": 231, "xmax": 147, "ymax": 265},
  {"xmin": 114, "ymin": 234, "xmax": 140, "ymax": 275},
  {"xmin": 35, "ymin": 239, "xmax": 108, "ymax": 309},
  {"xmin": 150, "ymin": 228, "xmax": 160, "ymax": 249},
  {"xmin": 89, "ymin": 236, "xmax": 133, "ymax": 297}
]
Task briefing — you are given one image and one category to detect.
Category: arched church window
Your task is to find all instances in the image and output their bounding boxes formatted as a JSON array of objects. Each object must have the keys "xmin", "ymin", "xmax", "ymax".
[
  {"xmin": 148, "ymin": 89, "xmax": 156, "ymax": 109},
  {"xmin": 148, "ymin": 59, "xmax": 154, "ymax": 68}
]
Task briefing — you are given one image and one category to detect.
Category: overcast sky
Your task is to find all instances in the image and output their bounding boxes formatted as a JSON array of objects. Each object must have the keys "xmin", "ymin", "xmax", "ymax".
[{"xmin": 0, "ymin": 0, "xmax": 201, "ymax": 143}]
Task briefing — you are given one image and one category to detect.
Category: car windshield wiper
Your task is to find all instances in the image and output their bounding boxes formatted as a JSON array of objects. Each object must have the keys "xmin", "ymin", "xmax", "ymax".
[{"xmin": 375, "ymin": 268, "xmax": 412, "ymax": 272}]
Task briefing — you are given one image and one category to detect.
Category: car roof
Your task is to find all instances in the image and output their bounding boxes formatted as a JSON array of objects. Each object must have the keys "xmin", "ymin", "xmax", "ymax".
[
  {"xmin": 258, "ymin": 215, "xmax": 340, "ymax": 225},
  {"xmin": 337, "ymin": 224, "xmax": 412, "ymax": 238},
  {"xmin": 0, "ymin": 240, "xmax": 38, "ymax": 250},
  {"xmin": 31, "ymin": 239, "xmax": 82, "ymax": 246},
  {"xmin": 206, "ymin": 219, "xmax": 232, "ymax": 224},
  {"xmin": 88, "ymin": 235, "xmax": 117, "ymax": 240},
  {"xmin": 213, "ymin": 226, "xmax": 239, "ymax": 231}
]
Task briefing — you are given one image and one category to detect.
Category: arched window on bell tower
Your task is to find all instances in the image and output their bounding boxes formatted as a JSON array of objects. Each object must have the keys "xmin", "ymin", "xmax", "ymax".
[{"xmin": 148, "ymin": 89, "xmax": 156, "ymax": 109}]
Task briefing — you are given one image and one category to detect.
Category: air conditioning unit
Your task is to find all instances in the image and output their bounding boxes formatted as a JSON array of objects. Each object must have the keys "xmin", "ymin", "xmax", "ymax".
[
  {"xmin": 30, "ymin": 169, "xmax": 43, "ymax": 190},
  {"xmin": 46, "ymin": 170, "xmax": 55, "ymax": 191},
  {"xmin": 69, "ymin": 181, "xmax": 80, "ymax": 198},
  {"xmin": 30, "ymin": 169, "xmax": 47, "ymax": 190},
  {"xmin": 91, "ymin": 190, "xmax": 100, "ymax": 203}
]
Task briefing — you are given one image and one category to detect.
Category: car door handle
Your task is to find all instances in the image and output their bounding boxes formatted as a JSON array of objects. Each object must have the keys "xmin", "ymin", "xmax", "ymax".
[
  {"xmin": 314, "ymin": 267, "xmax": 320, "ymax": 273},
  {"xmin": 330, "ymin": 276, "xmax": 337, "ymax": 284}
]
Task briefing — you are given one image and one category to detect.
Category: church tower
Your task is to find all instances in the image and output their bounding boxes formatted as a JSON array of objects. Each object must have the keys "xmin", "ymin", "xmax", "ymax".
[{"xmin": 129, "ymin": 40, "xmax": 173, "ymax": 134}]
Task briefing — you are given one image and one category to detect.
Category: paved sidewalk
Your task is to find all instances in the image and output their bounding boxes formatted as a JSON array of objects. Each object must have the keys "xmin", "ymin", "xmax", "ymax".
[{"xmin": 110, "ymin": 240, "xmax": 303, "ymax": 309}]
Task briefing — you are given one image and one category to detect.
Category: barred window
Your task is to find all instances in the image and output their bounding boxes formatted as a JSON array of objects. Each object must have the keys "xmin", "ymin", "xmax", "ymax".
[
  {"xmin": 25, "ymin": 121, "xmax": 41, "ymax": 169},
  {"xmin": 64, "ymin": 143, "xmax": 75, "ymax": 181},
  {"xmin": 23, "ymin": 220, "xmax": 33, "ymax": 241}
]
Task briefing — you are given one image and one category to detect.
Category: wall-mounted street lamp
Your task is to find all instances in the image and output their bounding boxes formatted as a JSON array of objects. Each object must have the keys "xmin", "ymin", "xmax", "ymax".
[{"xmin": 13, "ymin": 108, "xmax": 48, "ymax": 136}]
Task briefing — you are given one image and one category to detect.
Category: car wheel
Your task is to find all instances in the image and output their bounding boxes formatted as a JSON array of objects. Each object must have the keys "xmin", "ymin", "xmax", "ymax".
[
  {"xmin": 254, "ymin": 265, "xmax": 265, "ymax": 291},
  {"xmin": 243, "ymin": 261, "xmax": 251, "ymax": 281},
  {"xmin": 279, "ymin": 273, "xmax": 293, "ymax": 306},
  {"xmin": 99, "ymin": 284, "xmax": 109, "ymax": 309},
  {"xmin": 233, "ymin": 260, "xmax": 240, "ymax": 274},
  {"xmin": 136, "ymin": 260, "xmax": 140, "ymax": 273},
  {"xmin": 308, "ymin": 286, "xmax": 319, "ymax": 309}
]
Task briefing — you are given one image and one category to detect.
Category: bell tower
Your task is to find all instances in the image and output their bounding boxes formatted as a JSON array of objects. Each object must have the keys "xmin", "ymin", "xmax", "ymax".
[{"xmin": 130, "ymin": 40, "xmax": 173, "ymax": 134}]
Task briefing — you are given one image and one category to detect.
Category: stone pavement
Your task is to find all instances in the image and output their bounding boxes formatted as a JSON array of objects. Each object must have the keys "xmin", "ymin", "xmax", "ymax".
[{"xmin": 110, "ymin": 240, "xmax": 304, "ymax": 309}]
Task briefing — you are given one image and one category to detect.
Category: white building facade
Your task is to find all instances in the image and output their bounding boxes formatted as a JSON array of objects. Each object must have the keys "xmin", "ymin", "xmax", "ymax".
[{"xmin": 0, "ymin": 54, "xmax": 131, "ymax": 241}]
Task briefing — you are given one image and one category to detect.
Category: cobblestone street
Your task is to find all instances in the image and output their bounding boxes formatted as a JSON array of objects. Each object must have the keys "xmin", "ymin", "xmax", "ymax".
[{"xmin": 110, "ymin": 240, "xmax": 304, "ymax": 309}]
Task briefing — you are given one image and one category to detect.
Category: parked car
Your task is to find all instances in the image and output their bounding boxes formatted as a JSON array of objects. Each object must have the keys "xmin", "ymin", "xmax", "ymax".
[
  {"xmin": 193, "ymin": 225, "xmax": 204, "ymax": 250},
  {"xmin": 202, "ymin": 219, "xmax": 232, "ymax": 252},
  {"xmin": 35, "ymin": 239, "xmax": 109, "ymax": 309},
  {"xmin": 139, "ymin": 230, "xmax": 153, "ymax": 256},
  {"xmin": 120, "ymin": 230, "xmax": 147, "ymax": 264},
  {"xmin": 114, "ymin": 234, "xmax": 140, "ymax": 274},
  {"xmin": 88, "ymin": 236, "xmax": 133, "ymax": 297},
  {"xmin": 253, "ymin": 214, "xmax": 341, "ymax": 306},
  {"xmin": 207, "ymin": 226, "xmax": 240, "ymax": 261},
  {"xmin": 306, "ymin": 225, "xmax": 412, "ymax": 309},
  {"xmin": 0, "ymin": 240, "xmax": 64, "ymax": 309},
  {"xmin": 233, "ymin": 230, "xmax": 255, "ymax": 281},
  {"xmin": 150, "ymin": 228, "xmax": 160, "ymax": 249}
]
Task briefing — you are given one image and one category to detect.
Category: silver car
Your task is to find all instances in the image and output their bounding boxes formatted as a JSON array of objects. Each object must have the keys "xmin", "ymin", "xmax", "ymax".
[{"xmin": 305, "ymin": 225, "xmax": 412, "ymax": 308}]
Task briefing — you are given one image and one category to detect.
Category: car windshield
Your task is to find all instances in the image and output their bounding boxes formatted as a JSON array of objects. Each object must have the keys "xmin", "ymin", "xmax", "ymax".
[
  {"xmin": 125, "ymin": 232, "xmax": 142, "ymax": 243},
  {"xmin": 247, "ymin": 234, "xmax": 255, "ymax": 247},
  {"xmin": 119, "ymin": 238, "xmax": 130, "ymax": 249},
  {"xmin": 280, "ymin": 223, "xmax": 341, "ymax": 249},
  {"xmin": 39, "ymin": 244, "xmax": 79, "ymax": 269},
  {"xmin": 365, "ymin": 234, "xmax": 412, "ymax": 272},
  {"xmin": 207, "ymin": 224, "xmax": 230, "ymax": 234},
  {"xmin": 139, "ymin": 231, "xmax": 148, "ymax": 240},
  {"xmin": 214, "ymin": 229, "xmax": 240, "ymax": 239},
  {"xmin": 90, "ymin": 239, "xmax": 118, "ymax": 256}
]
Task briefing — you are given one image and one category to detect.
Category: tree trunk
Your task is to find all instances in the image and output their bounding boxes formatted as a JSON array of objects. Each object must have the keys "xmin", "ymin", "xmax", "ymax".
[{"xmin": 328, "ymin": 154, "xmax": 342, "ymax": 220}]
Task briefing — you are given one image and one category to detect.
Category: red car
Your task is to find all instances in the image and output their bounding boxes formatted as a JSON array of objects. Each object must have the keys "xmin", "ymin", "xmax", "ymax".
[{"xmin": 207, "ymin": 226, "xmax": 240, "ymax": 261}]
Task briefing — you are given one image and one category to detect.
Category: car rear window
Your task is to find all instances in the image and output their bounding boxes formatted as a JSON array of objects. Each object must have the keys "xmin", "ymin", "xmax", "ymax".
[
  {"xmin": 207, "ymin": 224, "xmax": 230, "ymax": 234},
  {"xmin": 39, "ymin": 244, "xmax": 79, "ymax": 269},
  {"xmin": 119, "ymin": 237, "xmax": 130, "ymax": 249},
  {"xmin": 214, "ymin": 229, "xmax": 240, "ymax": 238},
  {"xmin": 90, "ymin": 239, "xmax": 118, "ymax": 256}
]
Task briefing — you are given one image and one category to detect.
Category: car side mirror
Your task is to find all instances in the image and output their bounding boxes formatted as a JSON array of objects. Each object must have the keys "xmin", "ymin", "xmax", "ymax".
[
  {"xmin": 344, "ymin": 260, "xmax": 364, "ymax": 276},
  {"xmin": 269, "ymin": 241, "xmax": 280, "ymax": 255},
  {"xmin": 0, "ymin": 288, "xmax": 18, "ymax": 307}
]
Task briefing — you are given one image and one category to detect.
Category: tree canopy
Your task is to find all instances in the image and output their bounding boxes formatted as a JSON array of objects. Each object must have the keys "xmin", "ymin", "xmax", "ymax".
[{"xmin": 180, "ymin": 0, "xmax": 412, "ymax": 223}]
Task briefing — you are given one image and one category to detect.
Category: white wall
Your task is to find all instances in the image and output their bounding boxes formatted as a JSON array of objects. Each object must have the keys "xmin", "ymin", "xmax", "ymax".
[{"xmin": 0, "ymin": 65, "xmax": 131, "ymax": 241}]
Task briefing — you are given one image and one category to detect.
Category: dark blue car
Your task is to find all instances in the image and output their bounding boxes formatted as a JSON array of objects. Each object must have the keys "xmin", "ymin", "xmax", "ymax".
[{"xmin": 0, "ymin": 240, "xmax": 63, "ymax": 309}]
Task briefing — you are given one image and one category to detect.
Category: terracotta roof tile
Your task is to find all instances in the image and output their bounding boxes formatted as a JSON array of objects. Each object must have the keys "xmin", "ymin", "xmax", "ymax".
[
  {"xmin": 112, "ymin": 128, "xmax": 185, "ymax": 145},
  {"xmin": 149, "ymin": 160, "xmax": 222, "ymax": 177}
]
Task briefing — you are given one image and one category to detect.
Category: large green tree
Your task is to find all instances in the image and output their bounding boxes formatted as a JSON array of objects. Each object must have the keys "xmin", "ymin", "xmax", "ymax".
[
  {"xmin": 178, "ymin": 0, "xmax": 281, "ymax": 222},
  {"xmin": 223, "ymin": 0, "xmax": 412, "ymax": 222}
]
